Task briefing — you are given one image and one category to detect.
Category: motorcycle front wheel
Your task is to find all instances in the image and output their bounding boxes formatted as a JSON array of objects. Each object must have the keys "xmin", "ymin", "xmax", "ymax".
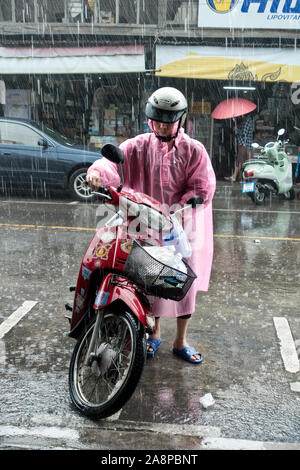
[{"xmin": 69, "ymin": 309, "xmax": 145, "ymax": 419}]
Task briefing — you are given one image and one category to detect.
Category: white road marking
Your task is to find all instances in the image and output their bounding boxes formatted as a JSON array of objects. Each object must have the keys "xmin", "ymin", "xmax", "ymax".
[
  {"xmin": 106, "ymin": 409, "xmax": 122, "ymax": 421},
  {"xmin": 273, "ymin": 317, "xmax": 300, "ymax": 373},
  {"xmin": 0, "ymin": 339, "xmax": 6, "ymax": 365},
  {"xmin": 201, "ymin": 437, "xmax": 300, "ymax": 450},
  {"xmin": 0, "ymin": 425, "xmax": 79, "ymax": 441},
  {"xmin": 290, "ymin": 382, "xmax": 300, "ymax": 392},
  {"xmin": 0, "ymin": 301, "xmax": 38, "ymax": 339},
  {"xmin": 201, "ymin": 437, "xmax": 265, "ymax": 450},
  {"xmin": 31, "ymin": 413, "xmax": 221, "ymax": 438},
  {"xmin": 23, "ymin": 414, "xmax": 300, "ymax": 450}
]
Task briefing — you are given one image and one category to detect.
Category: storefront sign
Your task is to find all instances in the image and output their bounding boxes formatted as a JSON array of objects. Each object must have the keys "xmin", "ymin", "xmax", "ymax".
[
  {"xmin": 198, "ymin": 0, "xmax": 300, "ymax": 29},
  {"xmin": 156, "ymin": 45, "xmax": 300, "ymax": 82}
]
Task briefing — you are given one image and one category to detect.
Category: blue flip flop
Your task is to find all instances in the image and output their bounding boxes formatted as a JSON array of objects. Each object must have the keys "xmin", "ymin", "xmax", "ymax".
[
  {"xmin": 172, "ymin": 346, "xmax": 203, "ymax": 364},
  {"xmin": 224, "ymin": 176, "xmax": 235, "ymax": 183},
  {"xmin": 147, "ymin": 338, "xmax": 162, "ymax": 357}
]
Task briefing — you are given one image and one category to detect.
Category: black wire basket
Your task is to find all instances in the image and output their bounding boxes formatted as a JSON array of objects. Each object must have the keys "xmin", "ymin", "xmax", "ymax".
[{"xmin": 123, "ymin": 240, "xmax": 197, "ymax": 301}]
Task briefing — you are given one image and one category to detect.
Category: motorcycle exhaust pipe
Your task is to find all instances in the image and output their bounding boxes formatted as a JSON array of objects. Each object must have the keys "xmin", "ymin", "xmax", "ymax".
[{"xmin": 257, "ymin": 182, "xmax": 274, "ymax": 195}]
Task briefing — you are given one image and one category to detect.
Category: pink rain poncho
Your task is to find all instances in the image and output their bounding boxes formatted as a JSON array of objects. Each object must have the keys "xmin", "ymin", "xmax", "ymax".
[{"xmin": 87, "ymin": 126, "xmax": 216, "ymax": 317}]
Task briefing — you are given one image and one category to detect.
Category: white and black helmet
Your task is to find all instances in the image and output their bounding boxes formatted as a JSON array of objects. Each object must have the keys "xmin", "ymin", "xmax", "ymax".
[{"xmin": 145, "ymin": 87, "xmax": 187, "ymax": 127}]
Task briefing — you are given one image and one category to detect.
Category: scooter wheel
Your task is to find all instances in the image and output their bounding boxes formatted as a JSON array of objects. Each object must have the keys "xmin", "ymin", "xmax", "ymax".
[
  {"xmin": 250, "ymin": 183, "xmax": 265, "ymax": 205},
  {"xmin": 284, "ymin": 189, "xmax": 295, "ymax": 200}
]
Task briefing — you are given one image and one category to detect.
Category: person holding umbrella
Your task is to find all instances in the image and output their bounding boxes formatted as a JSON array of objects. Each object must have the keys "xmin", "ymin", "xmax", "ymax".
[
  {"xmin": 225, "ymin": 112, "xmax": 254, "ymax": 183},
  {"xmin": 212, "ymin": 98, "xmax": 256, "ymax": 183}
]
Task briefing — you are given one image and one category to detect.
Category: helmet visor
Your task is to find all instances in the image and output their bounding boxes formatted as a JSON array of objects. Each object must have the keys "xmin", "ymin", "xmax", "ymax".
[{"xmin": 145, "ymin": 102, "xmax": 185, "ymax": 123}]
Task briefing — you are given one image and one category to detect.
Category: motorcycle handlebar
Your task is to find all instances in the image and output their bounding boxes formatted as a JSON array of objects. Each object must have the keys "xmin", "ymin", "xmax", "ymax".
[
  {"xmin": 90, "ymin": 186, "xmax": 113, "ymax": 201},
  {"xmin": 186, "ymin": 196, "xmax": 204, "ymax": 208},
  {"xmin": 90, "ymin": 184, "xmax": 204, "ymax": 210}
]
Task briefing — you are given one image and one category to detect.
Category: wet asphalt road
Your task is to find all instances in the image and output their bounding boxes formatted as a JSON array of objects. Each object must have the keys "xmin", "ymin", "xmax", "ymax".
[{"xmin": 0, "ymin": 182, "xmax": 300, "ymax": 451}]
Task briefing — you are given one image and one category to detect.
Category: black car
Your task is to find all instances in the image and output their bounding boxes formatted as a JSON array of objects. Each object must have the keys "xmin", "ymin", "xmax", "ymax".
[{"xmin": 0, "ymin": 118, "xmax": 103, "ymax": 201}]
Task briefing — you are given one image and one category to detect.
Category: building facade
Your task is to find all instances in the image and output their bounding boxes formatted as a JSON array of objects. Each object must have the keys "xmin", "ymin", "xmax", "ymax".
[{"xmin": 0, "ymin": 0, "xmax": 299, "ymax": 177}]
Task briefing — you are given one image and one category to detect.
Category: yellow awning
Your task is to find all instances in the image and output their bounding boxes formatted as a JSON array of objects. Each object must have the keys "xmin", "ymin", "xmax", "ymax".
[{"xmin": 156, "ymin": 46, "xmax": 300, "ymax": 82}]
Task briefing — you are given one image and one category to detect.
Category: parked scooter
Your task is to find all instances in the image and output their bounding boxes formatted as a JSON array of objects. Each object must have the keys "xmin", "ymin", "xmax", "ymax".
[
  {"xmin": 242, "ymin": 128, "xmax": 295, "ymax": 205},
  {"xmin": 65, "ymin": 144, "xmax": 197, "ymax": 419}
]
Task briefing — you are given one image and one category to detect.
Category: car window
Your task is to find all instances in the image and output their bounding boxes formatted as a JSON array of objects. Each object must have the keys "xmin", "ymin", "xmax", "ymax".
[
  {"xmin": 42, "ymin": 125, "xmax": 74, "ymax": 146},
  {"xmin": 0, "ymin": 122, "xmax": 41, "ymax": 147}
]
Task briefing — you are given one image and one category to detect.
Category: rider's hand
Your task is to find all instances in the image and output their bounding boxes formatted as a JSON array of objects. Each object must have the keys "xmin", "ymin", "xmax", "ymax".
[
  {"xmin": 187, "ymin": 196, "xmax": 203, "ymax": 208},
  {"xmin": 86, "ymin": 170, "xmax": 101, "ymax": 191}
]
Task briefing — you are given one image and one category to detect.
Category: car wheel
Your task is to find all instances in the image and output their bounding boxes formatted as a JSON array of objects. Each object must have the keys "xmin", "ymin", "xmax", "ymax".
[{"xmin": 69, "ymin": 168, "xmax": 93, "ymax": 202}]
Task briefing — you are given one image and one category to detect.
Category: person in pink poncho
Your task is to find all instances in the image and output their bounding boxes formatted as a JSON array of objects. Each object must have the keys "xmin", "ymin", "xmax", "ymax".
[{"xmin": 87, "ymin": 87, "xmax": 216, "ymax": 364}]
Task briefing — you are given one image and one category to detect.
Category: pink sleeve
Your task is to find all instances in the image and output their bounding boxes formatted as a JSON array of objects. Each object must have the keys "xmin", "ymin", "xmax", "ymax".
[
  {"xmin": 87, "ymin": 158, "xmax": 121, "ymax": 188},
  {"xmin": 87, "ymin": 137, "xmax": 136, "ymax": 188},
  {"xmin": 179, "ymin": 143, "xmax": 216, "ymax": 207}
]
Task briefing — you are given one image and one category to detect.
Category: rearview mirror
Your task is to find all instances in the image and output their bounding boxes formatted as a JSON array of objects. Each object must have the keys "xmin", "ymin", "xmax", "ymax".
[
  {"xmin": 101, "ymin": 143, "xmax": 124, "ymax": 192},
  {"xmin": 277, "ymin": 128, "xmax": 285, "ymax": 136},
  {"xmin": 101, "ymin": 144, "xmax": 124, "ymax": 164}
]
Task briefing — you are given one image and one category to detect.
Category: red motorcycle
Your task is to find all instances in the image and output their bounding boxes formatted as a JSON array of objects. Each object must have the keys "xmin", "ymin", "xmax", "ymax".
[{"xmin": 66, "ymin": 144, "xmax": 197, "ymax": 419}]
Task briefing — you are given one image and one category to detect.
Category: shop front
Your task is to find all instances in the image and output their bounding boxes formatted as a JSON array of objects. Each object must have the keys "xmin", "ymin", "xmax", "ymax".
[
  {"xmin": 1, "ymin": 39, "xmax": 300, "ymax": 180},
  {"xmin": 0, "ymin": 44, "xmax": 146, "ymax": 149},
  {"xmin": 155, "ymin": 44, "xmax": 300, "ymax": 179}
]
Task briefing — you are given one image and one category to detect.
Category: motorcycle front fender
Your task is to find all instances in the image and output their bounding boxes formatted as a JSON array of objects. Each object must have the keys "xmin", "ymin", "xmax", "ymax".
[{"xmin": 94, "ymin": 273, "xmax": 153, "ymax": 329}]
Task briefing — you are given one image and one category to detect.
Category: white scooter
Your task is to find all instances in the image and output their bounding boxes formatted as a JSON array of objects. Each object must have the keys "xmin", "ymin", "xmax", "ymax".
[{"xmin": 242, "ymin": 129, "xmax": 295, "ymax": 205}]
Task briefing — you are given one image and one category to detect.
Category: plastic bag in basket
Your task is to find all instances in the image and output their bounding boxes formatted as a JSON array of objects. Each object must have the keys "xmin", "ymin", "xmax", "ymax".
[{"xmin": 162, "ymin": 214, "xmax": 192, "ymax": 258}]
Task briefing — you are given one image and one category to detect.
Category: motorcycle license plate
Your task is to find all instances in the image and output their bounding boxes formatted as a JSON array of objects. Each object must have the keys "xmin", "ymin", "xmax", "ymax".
[{"xmin": 242, "ymin": 182, "xmax": 255, "ymax": 193}]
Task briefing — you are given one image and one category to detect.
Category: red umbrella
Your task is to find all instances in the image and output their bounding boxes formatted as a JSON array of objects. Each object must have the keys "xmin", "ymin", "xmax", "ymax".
[{"xmin": 212, "ymin": 98, "xmax": 256, "ymax": 119}]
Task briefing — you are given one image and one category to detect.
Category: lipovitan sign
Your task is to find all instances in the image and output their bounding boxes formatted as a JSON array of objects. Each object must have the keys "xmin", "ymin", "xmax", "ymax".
[{"xmin": 198, "ymin": 0, "xmax": 300, "ymax": 29}]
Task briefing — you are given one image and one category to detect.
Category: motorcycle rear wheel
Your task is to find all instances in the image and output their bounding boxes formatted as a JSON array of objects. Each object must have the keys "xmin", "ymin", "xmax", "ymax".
[
  {"xmin": 69, "ymin": 309, "xmax": 145, "ymax": 419},
  {"xmin": 249, "ymin": 183, "xmax": 265, "ymax": 205},
  {"xmin": 284, "ymin": 189, "xmax": 295, "ymax": 200}
]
